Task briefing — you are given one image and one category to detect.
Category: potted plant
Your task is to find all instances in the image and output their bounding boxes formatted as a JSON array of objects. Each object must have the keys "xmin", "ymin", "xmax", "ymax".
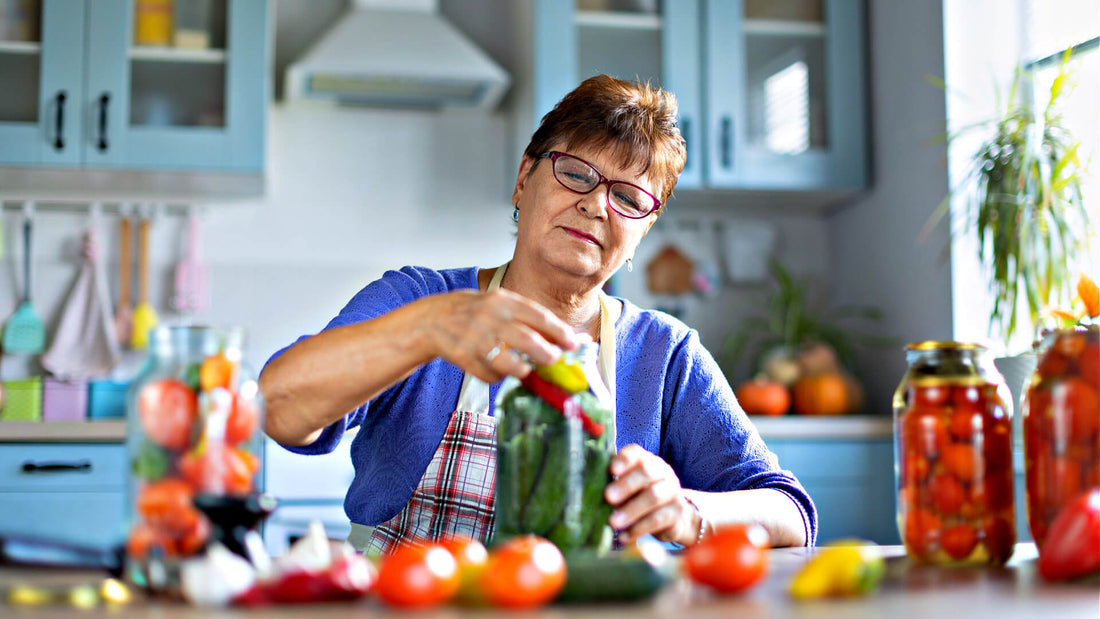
[
  {"xmin": 720, "ymin": 260, "xmax": 893, "ymax": 415},
  {"xmin": 927, "ymin": 53, "xmax": 1093, "ymax": 414},
  {"xmin": 928, "ymin": 53, "xmax": 1092, "ymax": 347}
]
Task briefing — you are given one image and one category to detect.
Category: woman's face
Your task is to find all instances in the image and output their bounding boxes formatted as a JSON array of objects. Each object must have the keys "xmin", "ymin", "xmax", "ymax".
[{"xmin": 511, "ymin": 143, "xmax": 657, "ymax": 289}]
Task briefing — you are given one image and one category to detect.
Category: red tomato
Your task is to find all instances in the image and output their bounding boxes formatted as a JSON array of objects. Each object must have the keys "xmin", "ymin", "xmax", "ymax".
[
  {"xmin": 438, "ymin": 536, "xmax": 489, "ymax": 605},
  {"xmin": 904, "ymin": 508, "xmax": 942, "ymax": 560},
  {"xmin": 179, "ymin": 446, "xmax": 259, "ymax": 496},
  {"xmin": 951, "ymin": 385, "xmax": 981, "ymax": 406},
  {"xmin": 1035, "ymin": 347, "xmax": 1071, "ymax": 380},
  {"xmin": 942, "ymin": 524, "xmax": 978, "ymax": 560},
  {"xmin": 904, "ymin": 407, "xmax": 948, "ymax": 461},
  {"xmin": 941, "ymin": 443, "xmax": 979, "ymax": 483},
  {"xmin": 684, "ymin": 524, "xmax": 770, "ymax": 594},
  {"xmin": 927, "ymin": 474, "xmax": 965, "ymax": 516},
  {"xmin": 1038, "ymin": 488, "xmax": 1100, "ymax": 580},
  {"xmin": 903, "ymin": 453, "xmax": 930, "ymax": 485},
  {"xmin": 126, "ymin": 522, "xmax": 175, "ymax": 559},
  {"xmin": 983, "ymin": 516, "xmax": 1016, "ymax": 564},
  {"xmin": 199, "ymin": 353, "xmax": 236, "ymax": 392},
  {"xmin": 138, "ymin": 379, "xmax": 198, "ymax": 451},
  {"xmin": 948, "ymin": 405, "xmax": 982, "ymax": 441},
  {"xmin": 226, "ymin": 392, "xmax": 260, "ymax": 445},
  {"xmin": 136, "ymin": 478, "xmax": 199, "ymax": 533},
  {"xmin": 912, "ymin": 384, "xmax": 950, "ymax": 407},
  {"xmin": 176, "ymin": 513, "xmax": 211, "ymax": 557},
  {"xmin": 1077, "ymin": 341, "xmax": 1099, "ymax": 390},
  {"xmin": 480, "ymin": 535, "xmax": 567, "ymax": 609},
  {"xmin": 1052, "ymin": 378, "xmax": 1100, "ymax": 441},
  {"xmin": 376, "ymin": 543, "xmax": 460, "ymax": 608},
  {"xmin": 983, "ymin": 421, "xmax": 1013, "ymax": 470}
]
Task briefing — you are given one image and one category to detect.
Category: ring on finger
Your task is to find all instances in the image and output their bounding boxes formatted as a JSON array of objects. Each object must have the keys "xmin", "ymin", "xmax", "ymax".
[{"xmin": 485, "ymin": 343, "xmax": 504, "ymax": 363}]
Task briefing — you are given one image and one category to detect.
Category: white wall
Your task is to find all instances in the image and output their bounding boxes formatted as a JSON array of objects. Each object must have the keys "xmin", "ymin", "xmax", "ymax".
[
  {"xmin": 0, "ymin": 104, "xmax": 519, "ymax": 376},
  {"xmin": 828, "ymin": 1, "xmax": 955, "ymax": 411}
]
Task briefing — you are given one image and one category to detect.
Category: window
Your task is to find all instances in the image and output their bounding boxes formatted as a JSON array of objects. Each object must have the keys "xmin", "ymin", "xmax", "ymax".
[
  {"xmin": 944, "ymin": 0, "xmax": 1098, "ymax": 355},
  {"xmin": 764, "ymin": 60, "xmax": 810, "ymax": 155}
]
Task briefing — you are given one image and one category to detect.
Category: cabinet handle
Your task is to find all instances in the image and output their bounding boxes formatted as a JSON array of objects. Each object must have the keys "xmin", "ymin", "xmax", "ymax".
[
  {"xmin": 720, "ymin": 116, "xmax": 732, "ymax": 169},
  {"xmin": 52, "ymin": 91, "xmax": 66, "ymax": 151},
  {"xmin": 680, "ymin": 117, "xmax": 691, "ymax": 171},
  {"xmin": 20, "ymin": 460, "xmax": 93, "ymax": 473},
  {"xmin": 97, "ymin": 93, "xmax": 110, "ymax": 151}
]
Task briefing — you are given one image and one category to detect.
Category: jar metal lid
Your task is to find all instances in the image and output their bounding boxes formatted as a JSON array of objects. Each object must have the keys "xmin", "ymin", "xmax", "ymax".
[{"xmin": 905, "ymin": 340, "xmax": 987, "ymax": 352}]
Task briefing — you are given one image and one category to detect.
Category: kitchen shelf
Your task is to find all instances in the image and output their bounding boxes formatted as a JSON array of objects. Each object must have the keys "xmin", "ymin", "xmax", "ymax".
[
  {"xmin": 576, "ymin": 10, "xmax": 661, "ymax": 31},
  {"xmin": 0, "ymin": 421, "xmax": 126, "ymax": 442},
  {"xmin": 743, "ymin": 19, "xmax": 826, "ymax": 37},
  {"xmin": 129, "ymin": 45, "xmax": 227, "ymax": 64},
  {"xmin": 752, "ymin": 415, "xmax": 893, "ymax": 440},
  {"xmin": 0, "ymin": 40, "xmax": 40, "ymax": 54}
]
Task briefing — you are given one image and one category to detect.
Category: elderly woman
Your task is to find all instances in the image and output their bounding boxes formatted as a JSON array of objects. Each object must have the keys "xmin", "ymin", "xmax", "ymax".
[{"xmin": 261, "ymin": 75, "xmax": 816, "ymax": 554}]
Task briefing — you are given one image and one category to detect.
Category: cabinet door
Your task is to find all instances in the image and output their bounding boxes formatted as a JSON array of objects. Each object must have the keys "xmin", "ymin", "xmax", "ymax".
[
  {"xmin": 705, "ymin": 0, "xmax": 866, "ymax": 190},
  {"xmin": 533, "ymin": 1, "xmax": 702, "ymax": 190},
  {"xmin": 84, "ymin": 0, "xmax": 267, "ymax": 171},
  {"xmin": 0, "ymin": 0, "xmax": 86, "ymax": 166}
]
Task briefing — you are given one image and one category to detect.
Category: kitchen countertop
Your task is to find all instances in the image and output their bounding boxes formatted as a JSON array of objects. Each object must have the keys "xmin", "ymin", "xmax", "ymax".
[
  {"xmin": 0, "ymin": 415, "xmax": 895, "ymax": 443},
  {"xmin": 2, "ymin": 544, "xmax": 1095, "ymax": 618}
]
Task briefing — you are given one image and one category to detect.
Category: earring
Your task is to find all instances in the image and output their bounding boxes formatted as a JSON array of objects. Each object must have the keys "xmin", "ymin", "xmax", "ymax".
[
  {"xmin": 626, "ymin": 258, "xmax": 633, "ymax": 272},
  {"xmin": 512, "ymin": 207, "xmax": 519, "ymax": 222}
]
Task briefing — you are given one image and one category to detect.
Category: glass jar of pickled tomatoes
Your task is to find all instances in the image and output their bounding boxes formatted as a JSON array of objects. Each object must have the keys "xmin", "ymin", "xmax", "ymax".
[
  {"xmin": 1022, "ymin": 327, "xmax": 1100, "ymax": 547},
  {"xmin": 125, "ymin": 326, "xmax": 264, "ymax": 592},
  {"xmin": 893, "ymin": 342, "xmax": 1016, "ymax": 565}
]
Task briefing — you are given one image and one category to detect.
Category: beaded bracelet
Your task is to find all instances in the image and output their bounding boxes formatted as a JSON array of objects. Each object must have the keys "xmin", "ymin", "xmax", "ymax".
[{"xmin": 683, "ymin": 495, "xmax": 706, "ymax": 546}]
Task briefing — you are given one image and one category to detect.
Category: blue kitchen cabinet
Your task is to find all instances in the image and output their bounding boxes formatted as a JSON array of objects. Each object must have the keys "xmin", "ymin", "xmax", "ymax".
[
  {"xmin": 767, "ymin": 438, "xmax": 900, "ymax": 545},
  {"xmin": 531, "ymin": 0, "xmax": 867, "ymax": 194},
  {"xmin": 0, "ymin": 443, "xmax": 127, "ymax": 549},
  {"xmin": 0, "ymin": 0, "xmax": 268, "ymax": 172}
]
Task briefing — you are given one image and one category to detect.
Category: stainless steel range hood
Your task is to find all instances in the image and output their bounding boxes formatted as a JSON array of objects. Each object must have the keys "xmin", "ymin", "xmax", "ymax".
[{"xmin": 284, "ymin": 0, "xmax": 510, "ymax": 110}]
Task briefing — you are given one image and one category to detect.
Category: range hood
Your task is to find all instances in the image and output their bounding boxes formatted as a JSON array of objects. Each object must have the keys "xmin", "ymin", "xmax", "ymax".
[{"xmin": 285, "ymin": 0, "xmax": 510, "ymax": 110}]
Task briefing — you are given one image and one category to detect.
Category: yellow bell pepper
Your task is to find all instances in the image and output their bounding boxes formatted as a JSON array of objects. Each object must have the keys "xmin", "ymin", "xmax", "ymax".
[
  {"xmin": 535, "ymin": 357, "xmax": 588, "ymax": 393},
  {"xmin": 789, "ymin": 540, "xmax": 885, "ymax": 599}
]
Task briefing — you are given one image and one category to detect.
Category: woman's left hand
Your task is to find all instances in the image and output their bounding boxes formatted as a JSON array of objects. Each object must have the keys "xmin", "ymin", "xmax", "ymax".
[{"xmin": 604, "ymin": 444, "xmax": 701, "ymax": 546}]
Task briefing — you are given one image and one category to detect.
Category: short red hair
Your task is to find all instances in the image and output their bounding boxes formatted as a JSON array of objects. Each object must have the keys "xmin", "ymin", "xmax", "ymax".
[{"xmin": 524, "ymin": 74, "xmax": 686, "ymax": 208}]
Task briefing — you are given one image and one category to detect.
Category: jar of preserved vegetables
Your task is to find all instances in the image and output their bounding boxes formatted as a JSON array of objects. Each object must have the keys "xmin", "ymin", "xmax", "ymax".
[
  {"xmin": 893, "ymin": 341, "xmax": 1015, "ymax": 565},
  {"xmin": 495, "ymin": 342, "xmax": 615, "ymax": 553},
  {"xmin": 1022, "ymin": 327, "xmax": 1100, "ymax": 547},
  {"xmin": 125, "ymin": 326, "xmax": 264, "ymax": 591}
]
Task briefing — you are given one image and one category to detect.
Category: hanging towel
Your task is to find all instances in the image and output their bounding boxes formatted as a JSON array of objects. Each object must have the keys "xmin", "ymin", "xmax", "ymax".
[{"xmin": 42, "ymin": 226, "xmax": 122, "ymax": 379}]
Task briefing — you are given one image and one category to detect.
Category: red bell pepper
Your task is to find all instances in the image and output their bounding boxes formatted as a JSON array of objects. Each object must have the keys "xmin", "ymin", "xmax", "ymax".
[
  {"xmin": 1038, "ymin": 487, "xmax": 1100, "ymax": 581},
  {"xmin": 520, "ymin": 372, "xmax": 604, "ymax": 437}
]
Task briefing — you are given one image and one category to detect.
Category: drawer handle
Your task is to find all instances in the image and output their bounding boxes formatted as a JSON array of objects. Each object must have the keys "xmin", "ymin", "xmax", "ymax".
[
  {"xmin": 97, "ymin": 93, "xmax": 111, "ymax": 151},
  {"xmin": 20, "ymin": 460, "xmax": 92, "ymax": 474},
  {"xmin": 53, "ymin": 91, "xmax": 67, "ymax": 151},
  {"xmin": 720, "ymin": 116, "xmax": 733, "ymax": 169}
]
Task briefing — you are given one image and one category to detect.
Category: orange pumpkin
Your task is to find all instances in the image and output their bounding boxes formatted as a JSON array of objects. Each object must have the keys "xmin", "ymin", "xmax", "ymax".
[
  {"xmin": 792, "ymin": 372, "xmax": 851, "ymax": 415},
  {"xmin": 735, "ymin": 378, "xmax": 791, "ymax": 416}
]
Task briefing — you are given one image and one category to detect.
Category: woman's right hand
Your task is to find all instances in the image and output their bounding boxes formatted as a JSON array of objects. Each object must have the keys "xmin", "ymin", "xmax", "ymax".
[{"xmin": 419, "ymin": 288, "xmax": 583, "ymax": 383}]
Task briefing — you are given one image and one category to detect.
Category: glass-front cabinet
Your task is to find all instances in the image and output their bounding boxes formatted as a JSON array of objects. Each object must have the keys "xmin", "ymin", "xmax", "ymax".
[
  {"xmin": 0, "ymin": 0, "xmax": 267, "ymax": 172},
  {"xmin": 531, "ymin": 0, "xmax": 867, "ymax": 194}
]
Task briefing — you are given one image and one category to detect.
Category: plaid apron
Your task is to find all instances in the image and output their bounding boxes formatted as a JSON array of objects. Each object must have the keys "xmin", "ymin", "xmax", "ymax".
[{"xmin": 362, "ymin": 263, "xmax": 618, "ymax": 555}]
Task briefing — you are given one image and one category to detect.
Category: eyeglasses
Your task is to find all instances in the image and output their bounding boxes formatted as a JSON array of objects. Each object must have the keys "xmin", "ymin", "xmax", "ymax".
[{"xmin": 541, "ymin": 151, "xmax": 661, "ymax": 219}]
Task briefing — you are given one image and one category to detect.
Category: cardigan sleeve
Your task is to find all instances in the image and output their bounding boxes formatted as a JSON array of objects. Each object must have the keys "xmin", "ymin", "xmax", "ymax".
[{"xmin": 657, "ymin": 329, "xmax": 818, "ymax": 546}]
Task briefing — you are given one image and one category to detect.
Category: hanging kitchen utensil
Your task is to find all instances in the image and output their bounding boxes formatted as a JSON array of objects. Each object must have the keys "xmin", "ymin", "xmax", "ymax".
[
  {"xmin": 114, "ymin": 205, "xmax": 134, "ymax": 347},
  {"xmin": 172, "ymin": 207, "xmax": 209, "ymax": 316},
  {"xmin": 130, "ymin": 206, "xmax": 159, "ymax": 350},
  {"xmin": 42, "ymin": 204, "xmax": 121, "ymax": 379},
  {"xmin": 2, "ymin": 201, "xmax": 45, "ymax": 354}
]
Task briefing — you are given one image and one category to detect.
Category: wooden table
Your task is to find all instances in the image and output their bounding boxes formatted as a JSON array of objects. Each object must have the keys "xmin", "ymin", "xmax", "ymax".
[{"xmin": 1, "ymin": 544, "xmax": 1097, "ymax": 618}]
